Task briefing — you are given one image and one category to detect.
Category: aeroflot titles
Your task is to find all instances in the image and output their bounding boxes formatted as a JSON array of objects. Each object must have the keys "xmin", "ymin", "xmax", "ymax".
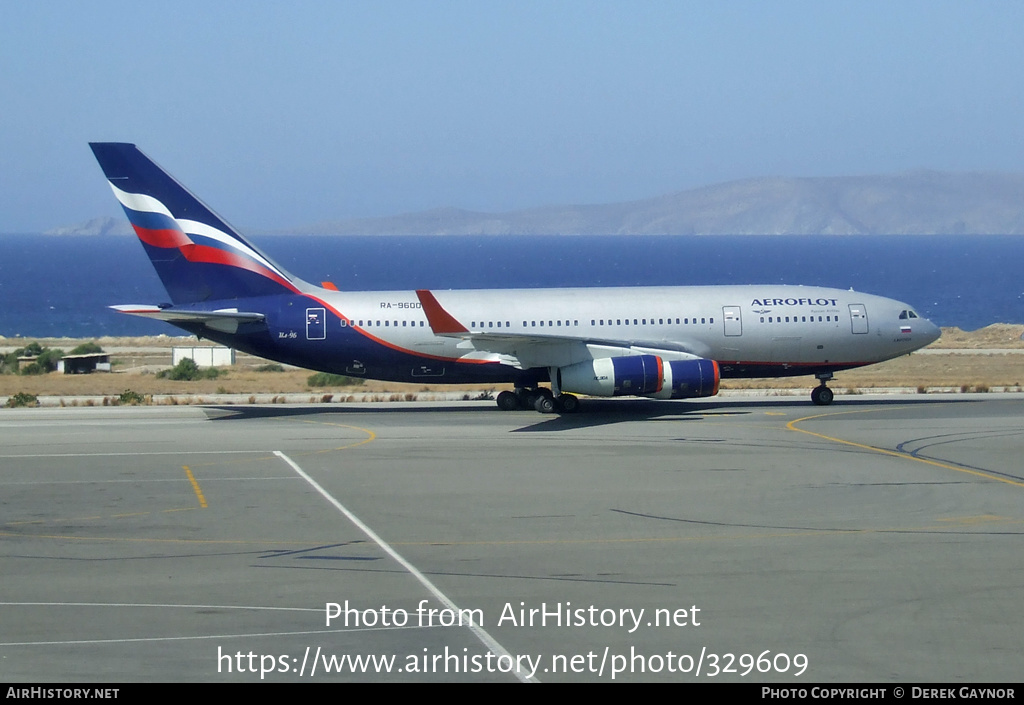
[{"xmin": 751, "ymin": 298, "xmax": 839, "ymax": 307}]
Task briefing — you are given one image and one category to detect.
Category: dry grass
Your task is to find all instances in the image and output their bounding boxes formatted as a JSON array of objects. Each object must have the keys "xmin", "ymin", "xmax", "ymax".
[
  {"xmin": 927, "ymin": 324, "xmax": 1024, "ymax": 349},
  {"xmin": 720, "ymin": 352, "xmax": 1024, "ymax": 390}
]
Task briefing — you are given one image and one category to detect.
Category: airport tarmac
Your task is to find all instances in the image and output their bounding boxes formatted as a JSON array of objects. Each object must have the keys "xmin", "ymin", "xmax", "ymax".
[{"xmin": 0, "ymin": 395, "xmax": 1021, "ymax": 683}]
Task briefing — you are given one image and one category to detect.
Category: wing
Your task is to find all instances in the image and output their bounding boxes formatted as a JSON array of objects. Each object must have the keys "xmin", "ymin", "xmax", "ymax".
[{"xmin": 415, "ymin": 289, "xmax": 710, "ymax": 369}]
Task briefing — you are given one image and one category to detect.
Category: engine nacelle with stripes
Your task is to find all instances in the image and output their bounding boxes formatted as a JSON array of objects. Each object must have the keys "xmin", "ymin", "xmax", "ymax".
[{"xmin": 557, "ymin": 356, "xmax": 719, "ymax": 400}]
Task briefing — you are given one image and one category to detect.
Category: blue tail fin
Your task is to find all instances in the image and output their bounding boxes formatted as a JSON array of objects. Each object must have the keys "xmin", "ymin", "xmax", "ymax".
[{"xmin": 90, "ymin": 143, "xmax": 301, "ymax": 304}]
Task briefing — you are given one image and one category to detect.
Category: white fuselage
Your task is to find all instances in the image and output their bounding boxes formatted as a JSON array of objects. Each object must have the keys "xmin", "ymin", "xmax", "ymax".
[{"xmin": 308, "ymin": 284, "xmax": 940, "ymax": 378}]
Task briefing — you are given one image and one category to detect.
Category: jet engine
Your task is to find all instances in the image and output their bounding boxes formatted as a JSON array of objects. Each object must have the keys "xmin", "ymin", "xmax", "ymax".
[{"xmin": 556, "ymin": 355, "xmax": 719, "ymax": 399}]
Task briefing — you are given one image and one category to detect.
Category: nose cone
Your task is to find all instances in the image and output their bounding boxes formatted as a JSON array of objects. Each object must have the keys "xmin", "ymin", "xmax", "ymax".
[{"xmin": 919, "ymin": 316, "xmax": 941, "ymax": 346}]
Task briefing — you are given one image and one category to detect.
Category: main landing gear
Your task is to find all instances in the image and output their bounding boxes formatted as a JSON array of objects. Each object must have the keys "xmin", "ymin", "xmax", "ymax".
[
  {"xmin": 811, "ymin": 372, "xmax": 835, "ymax": 406},
  {"xmin": 495, "ymin": 387, "xmax": 580, "ymax": 413}
]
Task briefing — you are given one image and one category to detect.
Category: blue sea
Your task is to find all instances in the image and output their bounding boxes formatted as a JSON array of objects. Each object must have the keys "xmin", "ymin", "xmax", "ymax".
[{"xmin": 0, "ymin": 234, "xmax": 1021, "ymax": 338}]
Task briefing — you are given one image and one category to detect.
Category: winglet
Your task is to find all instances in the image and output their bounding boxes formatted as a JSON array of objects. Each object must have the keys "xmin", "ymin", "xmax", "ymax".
[{"xmin": 415, "ymin": 290, "xmax": 470, "ymax": 335}]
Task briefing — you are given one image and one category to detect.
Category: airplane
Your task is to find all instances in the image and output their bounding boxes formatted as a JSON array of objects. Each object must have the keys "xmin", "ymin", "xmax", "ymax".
[{"xmin": 89, "ymin": 142, "xmax": 941, "ymax": 412}]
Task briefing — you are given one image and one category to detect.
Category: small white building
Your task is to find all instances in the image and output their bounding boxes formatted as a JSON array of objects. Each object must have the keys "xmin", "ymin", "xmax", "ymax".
[{"xmin": 172, "ymin": 346, "xmax": 235, "ymax": 368}]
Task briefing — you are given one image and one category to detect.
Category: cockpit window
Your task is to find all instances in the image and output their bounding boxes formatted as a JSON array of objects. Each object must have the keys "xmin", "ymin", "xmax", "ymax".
[
  {"xmin": 899, "ymin": 310, "xmax": 908, "ymax": 319},
  {"xmin": 909, "ymin": 311, "xmax": 918, "ymax": 318}
]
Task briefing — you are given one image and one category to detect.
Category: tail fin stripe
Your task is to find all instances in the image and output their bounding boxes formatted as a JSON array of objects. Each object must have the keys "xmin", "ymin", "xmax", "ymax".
[
  {"xmin": 177, "ymin": 219, "xmax": 289, "ymax": 279},
  {"xmin": 112, "ymin": 181, "xmax": 292, "ymax": 282},
  {"xmin": 180, "ymin": 244, "xmax": 299, "ymax": 293},
  {"xmin": 121, "ymin": 208, "xmax": 182, "ymax": 234},
  {"xmin": 133, "ymin": 225, "xmax": 193, "ymax": 249},
  {"xmin": 109, "ymin": 182, "xmax": 174, "ymax": 218}
]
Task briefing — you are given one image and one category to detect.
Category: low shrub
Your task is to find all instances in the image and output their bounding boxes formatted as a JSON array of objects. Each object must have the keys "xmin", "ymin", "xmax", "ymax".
[
  {"xmin": 5, "ymin": 392, "xmax": 38, "ymax": 408},
  {"xmin": 255, "ymin": 363, "xmax": 285, "ymax": 373},
  {"xmin": 119, "ymin": 389, "xmax": 146, "ymax": 405},
  {"xmin": 157, "ymin": 358, "xmax": 222, "ymax": 381},
  {"xmin": 70, "ymin": 341, "xmax": 104, "ymax": 355},
  {"xmin": 307, "ymin": 372, "xmax": 365, "ymax": 387}
]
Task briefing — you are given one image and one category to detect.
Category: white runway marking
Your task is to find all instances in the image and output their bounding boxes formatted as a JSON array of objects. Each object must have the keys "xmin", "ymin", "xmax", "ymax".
[{"xmin": 275, "ymin": 450, "xmax": 537, "ymax": 683}]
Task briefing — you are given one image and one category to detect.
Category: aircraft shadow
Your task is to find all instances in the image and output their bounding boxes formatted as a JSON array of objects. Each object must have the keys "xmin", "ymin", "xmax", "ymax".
[{"xmin": 203, "ymin": 395, "xmax": 983, "ymax": 432}]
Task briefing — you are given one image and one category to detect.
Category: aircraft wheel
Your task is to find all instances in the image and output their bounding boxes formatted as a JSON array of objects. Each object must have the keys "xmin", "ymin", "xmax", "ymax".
[
  {"xmin": 496, "ymin": 391, "xmax": 520, "ymax": 411},
  {"xmin": 534, "ymin": 395, "xmax": 556, "ymax": 413},
  {"xmin": 811, "ymin": 386, "xmax": 834, "ymax": 406},
  {"xmin": 556, "ymin": 394, "xmax": 580, "ymax": 413}
]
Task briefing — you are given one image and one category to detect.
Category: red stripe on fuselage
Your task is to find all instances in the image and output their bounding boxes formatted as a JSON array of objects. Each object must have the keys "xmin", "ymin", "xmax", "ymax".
[{"xmin": 301, "ymin": 293, "xmax": 494, "ymax": 366}]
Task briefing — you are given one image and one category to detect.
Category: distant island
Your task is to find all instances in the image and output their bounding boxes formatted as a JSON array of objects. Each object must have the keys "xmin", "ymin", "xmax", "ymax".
[{"xmin": 45, "ymin": 170, "xmax": 1024, "ymax": 237}]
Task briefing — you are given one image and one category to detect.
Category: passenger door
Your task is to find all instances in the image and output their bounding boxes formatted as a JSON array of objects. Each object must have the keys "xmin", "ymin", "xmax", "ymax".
[{"xmin": 848, "ymin": 304, "xmax": 868, "ymax": 334}]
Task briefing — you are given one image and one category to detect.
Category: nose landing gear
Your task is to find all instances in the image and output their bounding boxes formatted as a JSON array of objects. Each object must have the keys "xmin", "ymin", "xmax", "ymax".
[{"xmin": 811, "ymin": 372, "xmax": 834, "ymax": 406}]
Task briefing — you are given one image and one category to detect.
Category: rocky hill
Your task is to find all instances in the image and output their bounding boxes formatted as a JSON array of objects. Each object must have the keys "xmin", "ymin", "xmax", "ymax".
[{"xmin": 46, "ymin": 170, "xmax": 1024, "ymax": 236}]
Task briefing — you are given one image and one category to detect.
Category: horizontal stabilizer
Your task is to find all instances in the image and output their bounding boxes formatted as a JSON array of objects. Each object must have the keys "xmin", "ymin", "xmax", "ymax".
[{"xmin": 110, "ymin": 305, "xmax": 266, "ymax": 334}]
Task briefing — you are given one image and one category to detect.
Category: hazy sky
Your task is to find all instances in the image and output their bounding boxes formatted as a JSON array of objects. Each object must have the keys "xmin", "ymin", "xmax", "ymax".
[{"xmin": 3, "ymin": 1, "xmax": 1024, "ymax": 232}]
